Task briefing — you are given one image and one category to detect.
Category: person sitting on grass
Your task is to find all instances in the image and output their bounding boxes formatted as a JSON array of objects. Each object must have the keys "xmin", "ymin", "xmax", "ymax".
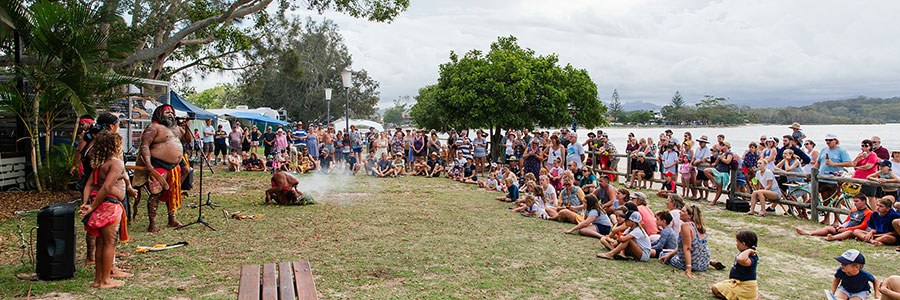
[
  {"xmin": 579, "ymin": 165, "xmax": 597, "ymax": 188},
  {"xmin": 597, "ymin": 210, "xmax": 652, "ymax": 261},
  {"xmin": 657, "ymin": 171, "xmax": 677, "ymax": 199},
  {"xmin": 549, "ymin": 158, "xmax": 564, "ymax": 190},
  {"xmin": 460, "ymin": 157, "xmax": 479, "ymax": 184},
  {"xmin": 564, "ymin": 194, "xmax": 612, "ymax": 238},
  {"xmin": 880, "ymin": 275, "xmax": 900, "ymax": 300},
  {"xmin": 851, "ymin": 197, "xmax": 900, "ymax": 246},
  {"xmin": 659, "ymin": 204, "xmax": 712, "ymax": 278},
  {"xmin": 244, "ymin": 153, "xmax": 265, "ymax": 171},
  {"xmin": 551, "ymin": 173, "xmax": 586, "ymax": 224},
  {"xmin": 226, "ymin": 151, "xmax": 242, "ymax": 172},
  {"xmin": 711, "ymin": 230, "xmax": 759, "ymax": 300},
  {"xmin": 298, "ymin": 147, "xmax": 317, "ymax": 173},
  {"xmin": 496, "ymin": 177, "xmax": 519, "ymax": 202},
  {"xmin": 363, "ymin": 152, "xmax": 377, "ymax": 176},
  {"xmin": 828, "ymin": 249, "xmax": 880, "ymax": 300},
  {"xmin": 319, "ymin": 148, "xmax": 333, "ymax": 174},
  {"xmin": 425, "ymin": 152, "xmax": 444, "ymax": 177},
  {"xmin": 631, "ymin": 192, "xmax": 659, "ymax": 238},
  {"xmin": 374, "ymin": 152, "xmax": 393, "ymax": 178},
  {"xmin": 651, "ymin": 211, "xmax": 677, "ymax": 259},
  {"xmin": 747, "ymin": 159, "xmax": 781, "ymax": 217},
  {"xmin": 600, "ymin": 207, "xmax": 629, "ymax": 250},
  {"xmin": 704, "ymin": 142, "xmax": 735, "ymax": 205},
  {"xmin": 411, "ymin": 157, "xmax": 429, "ymax": 176},
  {"xmin": 666, "ymin": 194, "xmax": 685, "ymax": 231},
  {"xmin": 391, "ymin": 152, "xmax": 406, "ymax": 177},
  {"xmin": 479, "ymin": 171, "xmax": 499, "ymax": 191},
  {"xmin": 513, "ymin": 194, "xmax": 547, "ymax": 218},
  {"xmin": 796, "ymin": 193, "xmax": 871, "ymax": 240}
]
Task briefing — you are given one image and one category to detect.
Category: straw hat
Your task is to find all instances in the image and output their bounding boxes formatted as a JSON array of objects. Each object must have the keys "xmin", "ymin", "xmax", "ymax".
[{"xmin": 789, "ymin": 122, "xmax": 801, "ymax": 130}]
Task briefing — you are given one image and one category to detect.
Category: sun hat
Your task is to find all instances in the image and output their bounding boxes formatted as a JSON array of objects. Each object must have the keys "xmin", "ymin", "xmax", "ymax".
[
  {"xmin": 825, "ymin": 133, "xmax": 838, "ymax": 140},
  {"xmin": 835, "ymin": 249, "xmax": 865, "ymax": 265},
  {"xmin": 626, "ymin": 210, "xmax": 642, "ymax": 223},
  {"xmin": 789, "ymin": 122, "xmax": 801, "ymax": 130},
  {"xmin": 696, "ymin": 135, "xmax": 709, "ymax": 143},
  {"xmin": 631, "ymin": 192, "xmax": 648, "ymax": 202},
  {"xmin": 721, "ymin": 141, "xmax": 731, "ymax": 148}
]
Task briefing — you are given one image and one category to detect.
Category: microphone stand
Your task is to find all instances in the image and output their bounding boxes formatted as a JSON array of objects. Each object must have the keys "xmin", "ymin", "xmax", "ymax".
[{"xmin": 178, "ymin": 144, "xmax": 215, "ymax": 231}]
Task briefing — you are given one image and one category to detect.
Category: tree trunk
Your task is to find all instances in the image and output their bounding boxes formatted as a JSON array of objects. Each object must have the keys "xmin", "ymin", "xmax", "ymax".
[{"xmin": 31, "ymin": 92, "xmax": 43, "ymax": 192}]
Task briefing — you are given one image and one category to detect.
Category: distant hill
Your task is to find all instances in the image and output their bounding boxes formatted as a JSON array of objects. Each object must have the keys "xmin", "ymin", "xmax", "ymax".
[
  {"xmin": 750, "ymin": 96, "xmax": 900, "ymax": 124},
  {"xmin": 622, "ymin": 101, "xmax": 662, "ymax": 112}
]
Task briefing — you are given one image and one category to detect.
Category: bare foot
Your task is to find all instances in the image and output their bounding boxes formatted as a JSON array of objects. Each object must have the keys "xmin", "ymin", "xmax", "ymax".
[
  {"xmin": 825, "ymin": 234, "xmax": 834, "ymax": 241},
  {"xmin": 115, "ymin": 252, "xmax": 131, "ymax": 258},
  {"xmin": 167, "ymin": 220, "xmax": 183, "ymax": 227},
  {"xmin": 110, "ymin": 268, "xmax": 133, "ymax": 278},
  {"xmin": 596, "ymin": 253, "xmax": 614, "ymax": 260},
  {"xmin": 85, "ymin": 259, "xmax": 95, "ymax": 265},
  {"xmin": 871, "ymin": 240, "xmax": 884, "ymax": 246},
  {"xmin": 147, "ymin": 225, "xmax": 161, "ymax": 233},
  {"xmin": 96, "ymin": 278, "xmax": 124, "ymax": 289},
  {"xmin": 795, "ymin": 227, "xmax": 807, "ymax": 235}
]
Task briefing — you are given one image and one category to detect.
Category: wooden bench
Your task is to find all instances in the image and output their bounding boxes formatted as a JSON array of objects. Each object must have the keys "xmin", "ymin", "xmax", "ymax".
[{"xmin": 238, "ymin": 260, "xmax": 318, "ymax": 300}]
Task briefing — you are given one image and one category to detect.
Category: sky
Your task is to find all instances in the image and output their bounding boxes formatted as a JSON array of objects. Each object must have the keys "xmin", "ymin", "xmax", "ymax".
[{"xmin": 189, "ymin": 0, "xmax": 900, "ymax": 109}]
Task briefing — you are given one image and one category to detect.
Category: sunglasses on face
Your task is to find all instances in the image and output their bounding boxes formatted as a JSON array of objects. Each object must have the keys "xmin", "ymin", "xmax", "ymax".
[{"xmin": 825, "ymin": 139, "xmax": 835, "ymax": 142}]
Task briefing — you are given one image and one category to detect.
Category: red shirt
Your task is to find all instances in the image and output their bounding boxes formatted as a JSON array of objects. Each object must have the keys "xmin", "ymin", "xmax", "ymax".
[{"xmin": 852, "ymin": 152, "xmax": 879, "ymax": 179}]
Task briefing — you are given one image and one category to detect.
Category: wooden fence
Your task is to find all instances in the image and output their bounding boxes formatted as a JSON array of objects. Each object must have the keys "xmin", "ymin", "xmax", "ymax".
[{"xmin": 586, "ymin": 151, "xmax": 900, "ymax": 223}]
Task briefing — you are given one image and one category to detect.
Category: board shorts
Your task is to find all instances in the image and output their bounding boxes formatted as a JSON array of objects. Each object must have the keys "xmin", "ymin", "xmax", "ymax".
[
  {"xmin": 203, "ymin": 142, "xmax": 213, "ymax": 152},
  {"xmin": 836, "ymin": 286, "xmax": 869, "ymax": 300},
  {"xmin": 710, "ymin": 169, "xmax": 731, "ymax": 187},
  {"xmin": 713, "ymin": 279, "xmax": 758, "ymax": 300},
  {"xmin": 353, "ymin": 147, "xmax": 363, "ymax": 153},
  {"xmin": 84, "ymin": 197, "xmax": 123, "ymax": 237}
]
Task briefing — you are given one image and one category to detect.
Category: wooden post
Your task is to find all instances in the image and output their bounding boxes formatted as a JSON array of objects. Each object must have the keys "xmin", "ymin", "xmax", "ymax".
[
  {"xmin": 625, "ymin": 156, "xmax": 632, "ymax": 186},
  {"xmin": 809, "ymin": 167, "xmax": 819, "ymax": 223},
  {"xmin": 728, "ymin": 168, "xmax": 737, "ymax": 200}
]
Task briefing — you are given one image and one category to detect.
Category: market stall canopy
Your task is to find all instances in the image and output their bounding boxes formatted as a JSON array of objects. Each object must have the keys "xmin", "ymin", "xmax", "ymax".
[
  {"xmin": 226, "ymin": 111, "xmax": 289, "ymax": 125},
  {"xmin": 161, "ymin": 91, "xmax": 217, "ymax": 120},
  {"xmin": 331, "ymin": 118, "xmax": 384, "ymax": 132}
]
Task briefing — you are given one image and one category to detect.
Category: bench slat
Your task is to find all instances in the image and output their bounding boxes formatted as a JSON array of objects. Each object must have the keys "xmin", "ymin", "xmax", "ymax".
[
  {"xmin": 278, "ymin": 262, "xmax": 296, "ymax": 300},
  {"xmin": 261, "ymin": 263, "xmax": 278, "ymax": 300},
  {"xmin": 237, "ymin": 265, "xmax": 260, "ymax": 300},
  {"xmin": 293, "ymin": 260, "xmax": 318, "ymax": 300}
]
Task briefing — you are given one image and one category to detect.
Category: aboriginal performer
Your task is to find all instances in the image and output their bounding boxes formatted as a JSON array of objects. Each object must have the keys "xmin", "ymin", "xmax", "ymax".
[
  {"xmin": 265, "ymin": 172, "xmax": 311, "ymax": 205},
  {"xmin": 133, "ymin": 104, "xmax": 189, "ymax": 232}
]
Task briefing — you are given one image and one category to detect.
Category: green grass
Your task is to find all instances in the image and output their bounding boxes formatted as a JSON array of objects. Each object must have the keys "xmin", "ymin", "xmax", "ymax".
[{"xmin": 0, "ymin": 170, "xmax": 897, "ymax": 299}]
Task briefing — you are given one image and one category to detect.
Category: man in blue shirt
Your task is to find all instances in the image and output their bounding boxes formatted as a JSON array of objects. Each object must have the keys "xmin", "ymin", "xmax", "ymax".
[
  {"xmin": 291, "ymin": 122, "xmax": 307, "ymax": 152},
  {"xmin": 818, "ymin": 133, "xmax": 853, "ymax": 223}
]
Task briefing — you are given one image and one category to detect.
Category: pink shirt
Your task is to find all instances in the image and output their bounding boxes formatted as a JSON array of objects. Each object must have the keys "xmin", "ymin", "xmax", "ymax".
[
  {"xmin": 637, "ymin": 205, "xmax": 659, "ymax": 235},
  {"xmin": 852, "ymin": 152, "xmax": 879, "ymax": 179}
]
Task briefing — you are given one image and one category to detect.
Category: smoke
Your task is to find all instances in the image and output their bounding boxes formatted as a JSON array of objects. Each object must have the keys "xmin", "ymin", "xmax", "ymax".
[{"xmin": 295, "ymin": 171, "xmax": 353, "ymax": 198}]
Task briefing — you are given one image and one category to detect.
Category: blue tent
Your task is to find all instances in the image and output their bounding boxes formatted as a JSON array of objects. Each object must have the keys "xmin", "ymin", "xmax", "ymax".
[
  {"xmin": 226, "ymin": 111, "xmax": 289, "ymax": 126},
  {"xmin": 164, "ymin": 91, "xmax": 217, "ymax": 120}
]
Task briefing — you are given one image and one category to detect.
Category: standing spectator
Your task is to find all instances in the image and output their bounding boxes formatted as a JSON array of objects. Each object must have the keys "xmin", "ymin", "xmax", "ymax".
[
  {"xmin": 292, "ymin": 122, "xmax": 307, "ymax": 152},
  {"xmin": 249, "ymin": 126, "xmax": 261, "ymax": 154},
  {"xmin": 789, "ymin": 122, "xmax": 806, "ymax": 143},
  {"xmin": 240, "ymin": 127, "xmax": 251, "ymax": 153},
  {"xmin": 202, "ymin": 119, "xmax": 215, "ymax": 162},
  {"xmin": 262, "ymin": 126, "xmax": 276, "ymax": 156},
  {"xmin": 366, "ymin": 126, "xmax": 378, "ymax": 154},
  {"xmin": 473, "ymin": 131, "xmax": 488, "ymax": 176},
  {"xmin": 275, "ymin": 129, "xmax": 288, "ymax": 154},
  {"xmin": 213, "ymin": 125, "xmax": 228, "ymax": 164},
  {"xmin": 307, "ymin": 125, "xmax": 319, "ymax": 162},
  {"xmin": 565, "ymin": 133, "xmax": 584, "ymax": 169},
  {"xmin": 871, "ymin": 136, "xmax": 890, "ymax": 160},
  {"xmin": 819, "ymin": 133, "xmax": 853, "ymax": 224}
]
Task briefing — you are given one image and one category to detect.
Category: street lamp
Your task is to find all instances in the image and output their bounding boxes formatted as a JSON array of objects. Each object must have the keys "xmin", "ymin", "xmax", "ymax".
[
  {"xmin": 324, "ymin": 88, "xmax": 332, "ymax": 124},
  {"xmin": 340, "ymin": 69, "xmax": 352, "ymax": 132}
]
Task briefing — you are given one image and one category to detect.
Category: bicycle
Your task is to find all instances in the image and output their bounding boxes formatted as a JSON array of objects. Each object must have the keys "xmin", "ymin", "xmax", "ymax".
[{"xmin": 816, "ymin": 170, "xmax": 858, "ymax": 223}]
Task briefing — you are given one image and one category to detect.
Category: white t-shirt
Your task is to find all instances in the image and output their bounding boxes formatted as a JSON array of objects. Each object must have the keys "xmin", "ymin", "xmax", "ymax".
[
  {"xmin": 505, "ymin": 139, "xmax": 515, "ymax": 155},
  {"xmin": 203, "ymin": 125, "xmax": 215, "ymax": 143},
  {"xmin": 756, "ymin": 168, "xmax": 780, "ymax": 193},
  {"xmin": 669, "ymin": 209, "xmax": 683, "ymax": 232},
  {"xmin": 626, "ymin": 226, "xmax": 652, "ymax": 251},
  {"xmin": 543, "ymin": 184, "xmax": 557, "ymax": 205},
  {"xmin": 567, "ymin": 142, "xmax": 584, "ymax": 168},
  {"xmin": 892, "ymin": 160, "xmax": 900, "ymax": 177}
]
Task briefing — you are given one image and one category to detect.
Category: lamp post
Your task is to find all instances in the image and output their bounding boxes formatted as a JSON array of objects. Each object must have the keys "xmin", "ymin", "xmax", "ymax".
[
  {"xmin": 340, "ymin": 69, "xmax": 352, "ymax": 132},
  {"xmin": 324, "ymin": 88, "xmax": 332, "ymax": 124}
]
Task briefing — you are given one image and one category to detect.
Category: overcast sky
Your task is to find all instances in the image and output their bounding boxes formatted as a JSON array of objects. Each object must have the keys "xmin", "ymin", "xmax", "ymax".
[{"xmin": 190, "ymin": 0, "xmax": 900, "ymax": 109}]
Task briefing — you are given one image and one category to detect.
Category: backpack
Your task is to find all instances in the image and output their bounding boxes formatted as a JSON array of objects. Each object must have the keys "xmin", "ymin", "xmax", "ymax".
[{"xmin": 725, "ymin": 197, "xmax": 750, "ymax": 213}]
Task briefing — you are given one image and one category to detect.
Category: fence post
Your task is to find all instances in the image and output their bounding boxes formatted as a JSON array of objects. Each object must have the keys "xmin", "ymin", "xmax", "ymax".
[
  {"xmin": 625, "ymin": 155, "xmax": 632, "ymax": 186},
  {"xmin": 809, "ymin": 167, "xmax": 819, "ymax": 223},
  {"xmin": 728, "ymin": 168, "xmax": 737, "ymax": 199}
]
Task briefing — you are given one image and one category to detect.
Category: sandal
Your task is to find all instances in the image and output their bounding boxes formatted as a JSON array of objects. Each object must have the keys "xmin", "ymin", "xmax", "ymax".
[{"xmin": 711, "ymin": 261, "xmax": 726, "ymax": 270}]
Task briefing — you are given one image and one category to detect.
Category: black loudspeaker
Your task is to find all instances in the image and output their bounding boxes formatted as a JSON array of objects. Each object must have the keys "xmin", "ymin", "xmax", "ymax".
[{"xmin": 36, "ymin": 203, "xmax": 76, "ymax": 281}]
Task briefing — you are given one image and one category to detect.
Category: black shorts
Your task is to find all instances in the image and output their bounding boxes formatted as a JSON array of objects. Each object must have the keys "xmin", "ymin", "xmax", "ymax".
[
  {"xmin": 643, "ymin": 171, "xmax": 654, "ymax": 180},
  {"xmin": 594, "ymin": 223, "xmax": 611, "ymax": 235},
  {"xmin": 819, "ymin": 182, "xmax": 839, "ymax": 199},
  {"xmin": 859, "ymin": 185, "xmax": 878, "ymax": 197},
  {"xmin": 696, "ymin": 170, "xmax": 708, "ymax": 181},
  {"xmin": 214, "ymin": 143, "xmax": 227, "ymax": 156}
]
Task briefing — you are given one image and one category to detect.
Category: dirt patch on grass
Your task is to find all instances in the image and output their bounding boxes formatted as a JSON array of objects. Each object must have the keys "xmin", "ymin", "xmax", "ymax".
[
  {"xmin": 29, "ymin": 292, "xmax": 77, "ymax": 300},
  {"xmin": 0, "ymin": 191, "xmax": 79, "ymax": 222}
]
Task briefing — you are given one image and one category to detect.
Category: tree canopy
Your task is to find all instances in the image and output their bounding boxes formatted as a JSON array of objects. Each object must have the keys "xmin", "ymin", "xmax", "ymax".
[{"xmin": 411, "ymin": 36, "xmax": 605, "ymax": 133}]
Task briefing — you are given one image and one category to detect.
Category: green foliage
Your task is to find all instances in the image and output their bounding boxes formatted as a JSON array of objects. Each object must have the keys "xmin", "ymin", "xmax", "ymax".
[
  {"xmin": 382, "ymin": 98, "xmax": 408, "ymax": 125},
  {"xmin": 411, "ymin": 35, "xmax": 605, "ymax": 133},
  {"xmin": 188, "ymin": 84, "xmax": 242, "ymax": 109},
  {"xmin": 660, "ymin": 95, "xmax": 745, "ymax": 126},
  {"xmin": 750, "ymin": 96, "xmax": 900, "ymax": 124},
  {"xmin": 670, "ymin": 91, "xmax": 684, "ymax": 108},
  {"xmin": 607, "ymin": 89, "xmax": 624, "ymax": 120},
  {"xmin": 38, "ymin": 144, "xmax": 77, "ymax": 191},
  {"xmin": 237, "ymin": 18, "xmax": 379, "ymax": 123},
  {"xmin": 618, "ymin": 110, "xmax": 655, "ymax": 125}
]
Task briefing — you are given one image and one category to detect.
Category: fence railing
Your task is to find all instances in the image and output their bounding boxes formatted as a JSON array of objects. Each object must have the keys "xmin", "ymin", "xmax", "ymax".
[{"xmin": 585, "ymin": 150, "xmax": 900, "ymax": 223}]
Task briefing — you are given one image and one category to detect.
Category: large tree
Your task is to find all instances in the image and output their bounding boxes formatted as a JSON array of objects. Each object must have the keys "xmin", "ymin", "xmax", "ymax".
[
  {"xmin": 237, "ymin": 18, "xmax": 378, "ymax": 124},
  {"xmin": 411, "ymin": 36, "xmax": 606, "ymax": 160},
  {"xmin": 607, "ymin": 89, "xmax": 623, "ymax": 121}
]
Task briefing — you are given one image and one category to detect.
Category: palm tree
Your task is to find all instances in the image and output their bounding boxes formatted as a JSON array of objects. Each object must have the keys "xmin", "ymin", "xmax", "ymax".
[{"xmin": 0, "ymin": 0, "xmax": 134, "ymax": 191}]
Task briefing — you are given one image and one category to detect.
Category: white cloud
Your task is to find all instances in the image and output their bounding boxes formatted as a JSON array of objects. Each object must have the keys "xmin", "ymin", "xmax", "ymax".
[{"xmin": 187, "ymin": 0, "xmax": 900, "ymax": 108}]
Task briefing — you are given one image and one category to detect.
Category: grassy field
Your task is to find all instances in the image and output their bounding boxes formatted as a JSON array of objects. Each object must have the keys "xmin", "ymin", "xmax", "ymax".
[{"xmin": 0, "ymin": 168, "xmax": 897, "ymax": 299}]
